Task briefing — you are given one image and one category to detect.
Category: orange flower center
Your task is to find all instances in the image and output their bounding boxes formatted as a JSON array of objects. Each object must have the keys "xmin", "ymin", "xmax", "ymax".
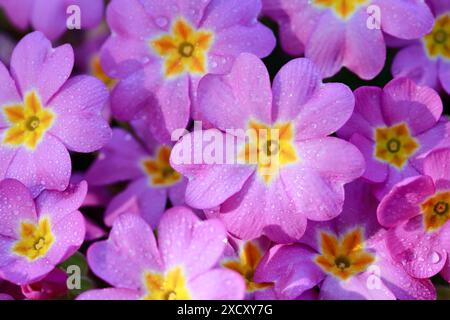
[
  {"xmin": 422, "ymin": 191, "xmax": 450, "ymax": 232},
  {"xmin": 142, "ymin": 146, "xmax": 182, "ymax": 186},
  {"xmin": 315, "ymin": 228, "xmax": 375, "ymax": 280},
  {"xmin": 223, "ymin": 242, "xmax": 273, "ymax": 292},
  {"xmin": 142, "ymin": 267, "xmax": 191, "ymax": 300},
  {"xmin": 151, "ymin": 18, "xmax": 214, "ymax": 78},
  {"xmin": 239, "ymin": 121, "xmax": 298, "ymax": 184},
  {"xmin": 2, "ymin": 91, "xmax": 55, "ymax": 150},
  {"xmin": 374, "ymin": 123, "xmax": 419, "ymax": 169},
  {"xmin": 312, "ymin": 0, "xmax": 369, "ymax": 19},
  {"xmin": 12, "ymin": 217, "xmax": 55, "ymax": 261},
  {"xmin": 423, "ymin": 14, "xmax": 450, "ymax": 60}
]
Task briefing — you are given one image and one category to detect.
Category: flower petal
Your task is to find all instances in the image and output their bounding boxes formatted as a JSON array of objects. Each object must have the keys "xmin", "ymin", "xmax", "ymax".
[
  {"xmin": 196, "ymin": 53, "xmax": 272, "ymax": 130},
  {"xmin": 158, "ymin": 206, "xmax": 227, "ymax": 278},
  {"xmin": 49, "ymin": 76, "xmax": 111, "ymax": 153},
  {"xmin": 10, "ymin": 32, "xmax": 73, "ymax": 104}
]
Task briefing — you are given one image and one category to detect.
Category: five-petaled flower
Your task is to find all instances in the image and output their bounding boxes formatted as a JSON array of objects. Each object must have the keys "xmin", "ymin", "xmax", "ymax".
[
  {"xmin": 101, "ymin": 0, "xmax": 275, "ymax": 142},
  {"xmin": 0, "ymin": 179, "xmax": 86, "ymax": 285},
  {"xmin": 391, "ymin": 0, "xmax": 450, "ymax": 95},
  {"xmin": 171, "ymin": 54, "xmax": 364, "ymax": 243},
  {"xmin": 255, "ymin": 180, "xmax": 436, "ymax": 300},
  {"xmin": 338, "ymin": 77, "xmax": 450, "ymax": 199},
  {"xmin": 378, "ymin": 147, "xmax": 450, "ymax": 280},
  {"xmin": 77, "ymin": 207, "xmax": 245, "ymax": 300},
  {"xmin": 0, "ymin": 32, "xmax": 111, "ymax": 196}
]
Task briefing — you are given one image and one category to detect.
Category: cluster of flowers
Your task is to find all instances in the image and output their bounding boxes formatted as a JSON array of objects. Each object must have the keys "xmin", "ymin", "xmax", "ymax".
[{"xmin": 0, "ymin": 0, "xmax": 449, "ymax": 300}]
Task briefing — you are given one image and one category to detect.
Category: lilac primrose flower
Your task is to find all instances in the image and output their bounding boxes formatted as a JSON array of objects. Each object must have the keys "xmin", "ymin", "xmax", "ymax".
[
  {"xmin": 392, "ymin": 0, "xmax": 450, "ymax": 94},
  {"xmin": 78, "ymin": 207, "xmax": 245, "ymax": 300},
  {"xmin": 0, "ymin": 179, "xmax": 87, "ymax": 285},
  {"xmin": 378, "ymin": 147, "xmax": 450, "ymax": 279},
  {"xmin": 255, "ymin": 180, "xmax": 436, "ymax": 300},
  {"xmin": 0, "ymin": 32, "xmax": 111, "ymax": 196},
  {"xmin": 171, "ymin": 53, "xmax": 364, "ymax": 243},
  {"xmin": 262, "ymin": 0, "xmax": 434, "ymax": 79},
  {"xmin": 101, "ymin": 0, "xmax": 276, "ymax": 142},
  {"xmin": 338, "ymin": 77, "xmax": 450, "ymax": 199}
]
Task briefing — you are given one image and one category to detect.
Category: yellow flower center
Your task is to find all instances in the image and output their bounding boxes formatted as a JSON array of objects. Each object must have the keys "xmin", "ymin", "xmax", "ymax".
[
  {"xmin": 12, "ymin": 217, "xmax": 55, "ymax": 261},
  {"xmin": 423, "ymin": 14, "xmax": 450, "ymax": 60},
  {"xmin": 374, "ymin": 123, "xmax": 419, "ymax": 169},
  {"xmin": 222, "ymin": 242, "xmax": 273, "ymax": 293},
  {"xmin": 312, "ymin": 0, "xmax": 369, "ymax": 19},
  {"xmin": 142, "ymin": 146, "xmax": 182, "ymax": 186},
  {"xmin": 315, "ymin": 228, "xmax": 375, "ymax": 280},
  {"xmin": 2, "ymin": 91, "xmax": 55, "ymax": 150},
  {"xmin": 151, "ymin": 18, "xmax": 214, "ymax": 78},
  {"xmin": 90, "ymin": 55, "xmax": 117, "ymax": 89},
  {"xmin": 142, "ymin": 267, "xmax": 191, "ymax": 300},
  {"xmin": 422, "ymin": 191, "xmax": 450, "ymax": 232},
  {"xmin": 239, "ymin": 121, "xmax": 298, "ymax": 184}
]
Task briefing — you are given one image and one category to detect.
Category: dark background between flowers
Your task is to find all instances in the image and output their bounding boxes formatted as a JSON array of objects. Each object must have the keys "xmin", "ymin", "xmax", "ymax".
[{"xmin": 1, "ymin": 8, "xmax": 450, "ymax": 298}]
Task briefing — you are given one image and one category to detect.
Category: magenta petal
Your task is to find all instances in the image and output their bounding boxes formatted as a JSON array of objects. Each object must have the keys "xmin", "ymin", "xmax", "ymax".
[
  {"xmin": 290, "ymin": 137, "xmax": 365, "ymax": 221},
  {"xmin": 87, "ymin": 214, "xmax": 162, "ymax": 290},
  {"xmin": 272, "ymin": 58, "xmax": 322, "ymax": 121},
  {"xmin": 35, "ymin": 181, "xmax": 87, "ymax": 225},
  {"xmin": 0, "ymin": 62, "xmax": 21, "ymax": 128},
  {"xmin": 374, "ymin": 0, "xmax": 434, "ymax": 39},
  {"xmin": 86, "ymin": 129, "xmax": 147, "ymax": 185},
  {"xmin": 272, "ymin": 59, "xmax": 354, "ymax": 131},
  {"xmin": 139, "ymin": 0, "xmax": 211, "ymax": 27},
  {"xmin": 377, "ymin": 176, "xmax": 435, "ymax": 227},
  {"xmin": 254, "ymin": 244, "xmax": 324, "ymax": 299},
  {"xmin": 220, "ymin": 175, "xmax": 307, "ymax": 243},
  {"xmin": 100, "ymin": 35, "xmax": 153, "ymax": 79},
  {"xmin": 320, "ymin": 273, "xmax": 395, "ymax": 300},
  {"xmin": 158, "ymin": 206, "xmax": 227, "ymax": 278},
  {"xmin": 370, "ymin": 233, "xmax": 436, "ymax": 300},
  {"xmin": 0, "ymin": 243, "xmax": 54, "ymax": 285},
  {"xmin": 0, "ymin": 179, "xmax": 37, "ymax": 238},
  {"xmin": 170, "ymin": 130, "xmax": 254, "ymax": 209},
  {"xmin": 5, "ymin": 135, "xmax": 71, "ymax": 197},
  {"xmin": 202, "ymin": 0, "xmax": 262, "ymax": 30},
  {"xmin": 304, "ymin": 11, "xmax": 346, "ymax": 78},
  {"xmin": 292, "ymin": 83, "xmax": 354, "ymax": 140},
  {"xmin": 381, "ymin": 77, "xmax": 442, "ymax": 135},
  {"xmin": 210, "ymin": 24, "xmax": 275, "ymax": 60},
  {"xmin": 77, "ymin": 288, "xmax": 140, "ymax": 300},
  {"xmin": 168, "ymin": 179, "xmax": 187, "ymax": 206},
  {"xmin": 196, "ymin": 53, "xmax": 272, "ymax": 130},
  {"xmin": 414, "ymin": 119, "xmax": 450, "ymax": 161},
  {"xmin": 439, "ymin": 61, "xmax": 450, "ymax": 95},
  {"xmin": 10, "ymin": 32, "xmax": 74, "ymax": 104},
  {"xmin": 110, "ymin": 63, "xmax": 161, "ymax": 121},
  {"xmin": 188, "ymin": 269, "xmax": 245, "ymax": 300},
  {"xmin": 30, "ymin": 0, "xmax": 66, "ymax": 41},
  {"xmin": 392, "ymin": 44, "xmax": 439, "ymax": 89},
  {"xmin": 104, "ymin": 177, "xmax": 167, "ymax": 228},
  {"xmin": 107, "ymin": 0, "xmax": 157, "ymax": 38},
  {"xmin": 49, "ymin": 75, "xmax": 111, "ymax": 153},
  {"xmin": 350, "ymin": 133, "xmax": 387, "ymax": 183},
  {"xmin": 338, "ymin": 86, "xmax": 385, "ymax": 140},
  {"xmin": 45, "ymin": 210, "xmax": 85, "ymax": 265},
  {"xmin": 386, "ymin": 216, "xmax": 446, "ymax": 279},
  {"xmin": 343, "ymin": 10, "xmax": 385, "ymax": 80},
  {"xmin": 423, "ymin": 147, "xmax": 450, "ymax": 182}
]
